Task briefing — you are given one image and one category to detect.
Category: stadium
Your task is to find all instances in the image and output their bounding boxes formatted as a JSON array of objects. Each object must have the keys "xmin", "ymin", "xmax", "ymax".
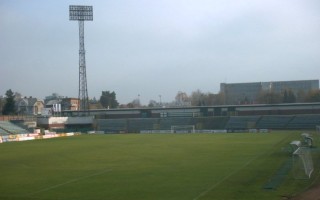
[
  {"xmin": 36, "ymin": 102, "xmax": 320, "ymax": 133},
  {"xmin": 1, "ymin": 2, "xmax": 320, "ymax": 199},
  {"xmin": 1, "ymin": 102, "xmax": 320, "ymax": 199}
]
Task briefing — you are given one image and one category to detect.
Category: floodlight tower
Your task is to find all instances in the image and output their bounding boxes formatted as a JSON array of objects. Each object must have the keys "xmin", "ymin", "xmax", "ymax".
[{"xmin": 69, "ymin": 5, "xmax": 93, "ymax": 111}]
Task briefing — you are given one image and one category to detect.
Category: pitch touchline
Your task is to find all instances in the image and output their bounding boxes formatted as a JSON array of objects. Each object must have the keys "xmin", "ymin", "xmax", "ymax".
[{"xmin": 27, "ymin": 168, "xmax": 112, "ymax": 196}]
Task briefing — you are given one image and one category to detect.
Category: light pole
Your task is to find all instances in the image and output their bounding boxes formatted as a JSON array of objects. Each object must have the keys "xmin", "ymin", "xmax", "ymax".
[{"xmin": 69, "ymin": 5, "xmax": 93, "ymax": 112}]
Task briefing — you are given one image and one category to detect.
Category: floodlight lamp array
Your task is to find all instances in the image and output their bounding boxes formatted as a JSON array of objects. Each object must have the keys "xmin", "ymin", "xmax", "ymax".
[{"xmin": 69, "ymin": 5, "xmax": 93, "ymax": 21}]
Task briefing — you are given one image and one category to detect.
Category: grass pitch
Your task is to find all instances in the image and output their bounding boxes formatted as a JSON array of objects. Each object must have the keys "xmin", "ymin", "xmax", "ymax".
[{"xmin": 0, "ymin": 131, "xmax": 319, "ymax": 200}]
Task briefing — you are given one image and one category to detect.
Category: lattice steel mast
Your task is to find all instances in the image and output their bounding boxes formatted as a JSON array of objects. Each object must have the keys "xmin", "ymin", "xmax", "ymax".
[{"xmin": 69, "ymin": 5, "xmax": 93, "ymax": 111}]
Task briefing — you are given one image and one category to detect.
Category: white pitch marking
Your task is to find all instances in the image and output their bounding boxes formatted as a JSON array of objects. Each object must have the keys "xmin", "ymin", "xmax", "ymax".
[
  {"xmin": 27, "ymin": 169, "xmax": 112, "ymax": 196},
  {"xmin": 193, "ymin": 134, "xmax": 291, "ymax": 200},
  {"xmin": 193, "ymin": 157, "xmax": 256, "ymax": 200}
]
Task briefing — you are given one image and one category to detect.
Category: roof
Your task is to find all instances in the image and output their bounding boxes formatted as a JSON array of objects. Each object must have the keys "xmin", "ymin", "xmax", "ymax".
[
  {"xmin": 46, "ymin": 99, "xmax": 62, "ymax": 106},
  {"xmin": 16, "ymin": 98, "xmax": 43, "ymax": 107}
]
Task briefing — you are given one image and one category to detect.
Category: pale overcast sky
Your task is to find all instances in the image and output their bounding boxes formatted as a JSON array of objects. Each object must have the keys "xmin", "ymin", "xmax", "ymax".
[{"xmin": 1, "ymin": 0, "xmax": 319, "ymax": 105}]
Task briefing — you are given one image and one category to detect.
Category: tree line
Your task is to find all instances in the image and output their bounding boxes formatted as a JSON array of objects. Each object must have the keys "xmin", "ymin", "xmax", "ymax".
[
  {"xmin": 173, "ymin": 89, "xmax": 320, "ymax": 106},
  {"xmin": 100, "ymin": 89, "xmax": 320, "ymax": 109},
  {"xmin": 1, "ymin": 89, "xmax": 320, "ymax": 115}
]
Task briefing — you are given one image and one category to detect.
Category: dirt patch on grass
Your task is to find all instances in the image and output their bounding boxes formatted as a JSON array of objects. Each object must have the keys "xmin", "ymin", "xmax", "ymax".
[{"xmin": 289, "ymin": 183, "xmax": 320, "ymax": 200}]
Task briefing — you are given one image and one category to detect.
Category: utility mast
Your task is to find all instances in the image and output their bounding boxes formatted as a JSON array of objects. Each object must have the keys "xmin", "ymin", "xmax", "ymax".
[{"xmin": 69, "ymin": 5, "xmax": 93, "ymax": 111}]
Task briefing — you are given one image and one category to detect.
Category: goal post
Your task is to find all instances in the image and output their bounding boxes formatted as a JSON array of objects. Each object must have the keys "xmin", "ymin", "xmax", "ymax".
[
  {"xmin": 292, "ymin": 147, "xmax": 314, "ymax": 179},
  {"xmin": 171, "ymin": 125, "xmax": 195, "ymax": 133}
]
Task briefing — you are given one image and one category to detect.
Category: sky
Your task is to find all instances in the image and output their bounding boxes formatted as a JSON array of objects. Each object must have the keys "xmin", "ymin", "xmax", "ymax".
[{"xmin": 1, "ymin": 0, "xmax": 320, "ymax": 105}]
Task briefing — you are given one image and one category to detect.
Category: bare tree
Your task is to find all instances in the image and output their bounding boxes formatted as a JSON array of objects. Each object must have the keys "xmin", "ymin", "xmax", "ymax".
[{"xmin": 175, "ymin": 91, "xmax": 190, "ymax": 106}]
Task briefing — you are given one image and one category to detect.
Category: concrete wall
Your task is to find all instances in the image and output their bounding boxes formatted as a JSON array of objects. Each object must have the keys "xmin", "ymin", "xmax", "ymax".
[{"xmin": 37, "ymin": 116, "xmax": 93, "ymax": 125}]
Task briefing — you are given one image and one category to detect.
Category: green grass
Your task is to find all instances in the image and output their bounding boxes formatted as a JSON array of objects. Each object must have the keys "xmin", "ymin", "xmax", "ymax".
[{"xmin": 0, "ymin": 131, "xmax": 319, "ymax": 200}]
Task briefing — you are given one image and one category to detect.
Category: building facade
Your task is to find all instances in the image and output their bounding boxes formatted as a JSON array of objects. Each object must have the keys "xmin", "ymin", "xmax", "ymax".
[
  {"xmin": 16, "ymin": 97, "xmax": 44, "ymax": 115},
  {"xmin": 220, "ymin": 80, "xmax": 319, "ymax": 105},
  {"xmin": 61, "ymin": 98, "xmax": 79, "ymax": 111}
]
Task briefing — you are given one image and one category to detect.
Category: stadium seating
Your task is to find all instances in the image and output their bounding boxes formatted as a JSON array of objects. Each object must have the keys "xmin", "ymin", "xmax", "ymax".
[
  {"xmin": 199, "ymin": 117, "xmax": 229, "ymax": 129},
  {"xmin": 0, "ymin": 121, "xmax": 30, "ymax": 135},
  {"xmin": 96, "ymin": 119, "xmax": 127, "ymax": 132},
  {"xmin": 256, "ymin": 115, "xmax": 294, "ymax": 129},
  {"xmin": 287, "ymin": 115, "xmax": 320, "ymax": 129},
  {"xmin": 10, "ymin": 120, "xmax": 34, "ymax": 133},
  {"xmin": 94, "ymin": 114, "xmax": 320, "ymax": 133},
  {"xmin": 0, "ymin": 127, "xmax": 9, "ymax": 136},
  {"xmin": 159, "ymin": 118, "xmax": 195, "ymax": 130},
  {"xmin": 225, "ymin": 116, "xmax": 261, "ymax": 130},
  {"xmin": 127, "ymin": 118, "xmax": 159, "ymax": 132}
]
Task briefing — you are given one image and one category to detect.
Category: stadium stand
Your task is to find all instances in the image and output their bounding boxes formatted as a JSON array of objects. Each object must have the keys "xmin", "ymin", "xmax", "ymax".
[
  {"xmin": 159, "ymin": 118, "xmax": 195, "ymax": 130},
  {"xmin": 127, "ymin": 118, "xmax": 159, "ymax": 132},
  {"xmin": 287, "ymin": 115, "xmax": 320, "ymax": 129},
  {"xmin": 0, "ymin": 127, "xmax": 9, "ymax": 136},
  {"xmin": 93, "ymin": 114, "xmax": 320, "ymax": 133},
  {"xmin": 10, "ymin": 120, "xmax": 34, "ymax": 133},
  {"xmin": 0, "ymin": 121, "xmax": 30, "ymax": 135},
  {"xmin": 256, "ymin": 115, "xmax": 294, "ymax": 129},
  {"xmin": 225, "ymin": 116, "xmax": 261, "ymax": 130},
  {"xmin": 96, "ymin": 119, "xmax": 127, "ymax": 132},
  {"xmin": 197, "ymin": 117, "xmax": 229, "ymax": 130}
]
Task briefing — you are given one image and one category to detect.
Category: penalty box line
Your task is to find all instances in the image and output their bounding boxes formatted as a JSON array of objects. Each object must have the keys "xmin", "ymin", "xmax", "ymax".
[{"xmin": 26, "ymin": 168, "xmax": 112, "ymax": 196}]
